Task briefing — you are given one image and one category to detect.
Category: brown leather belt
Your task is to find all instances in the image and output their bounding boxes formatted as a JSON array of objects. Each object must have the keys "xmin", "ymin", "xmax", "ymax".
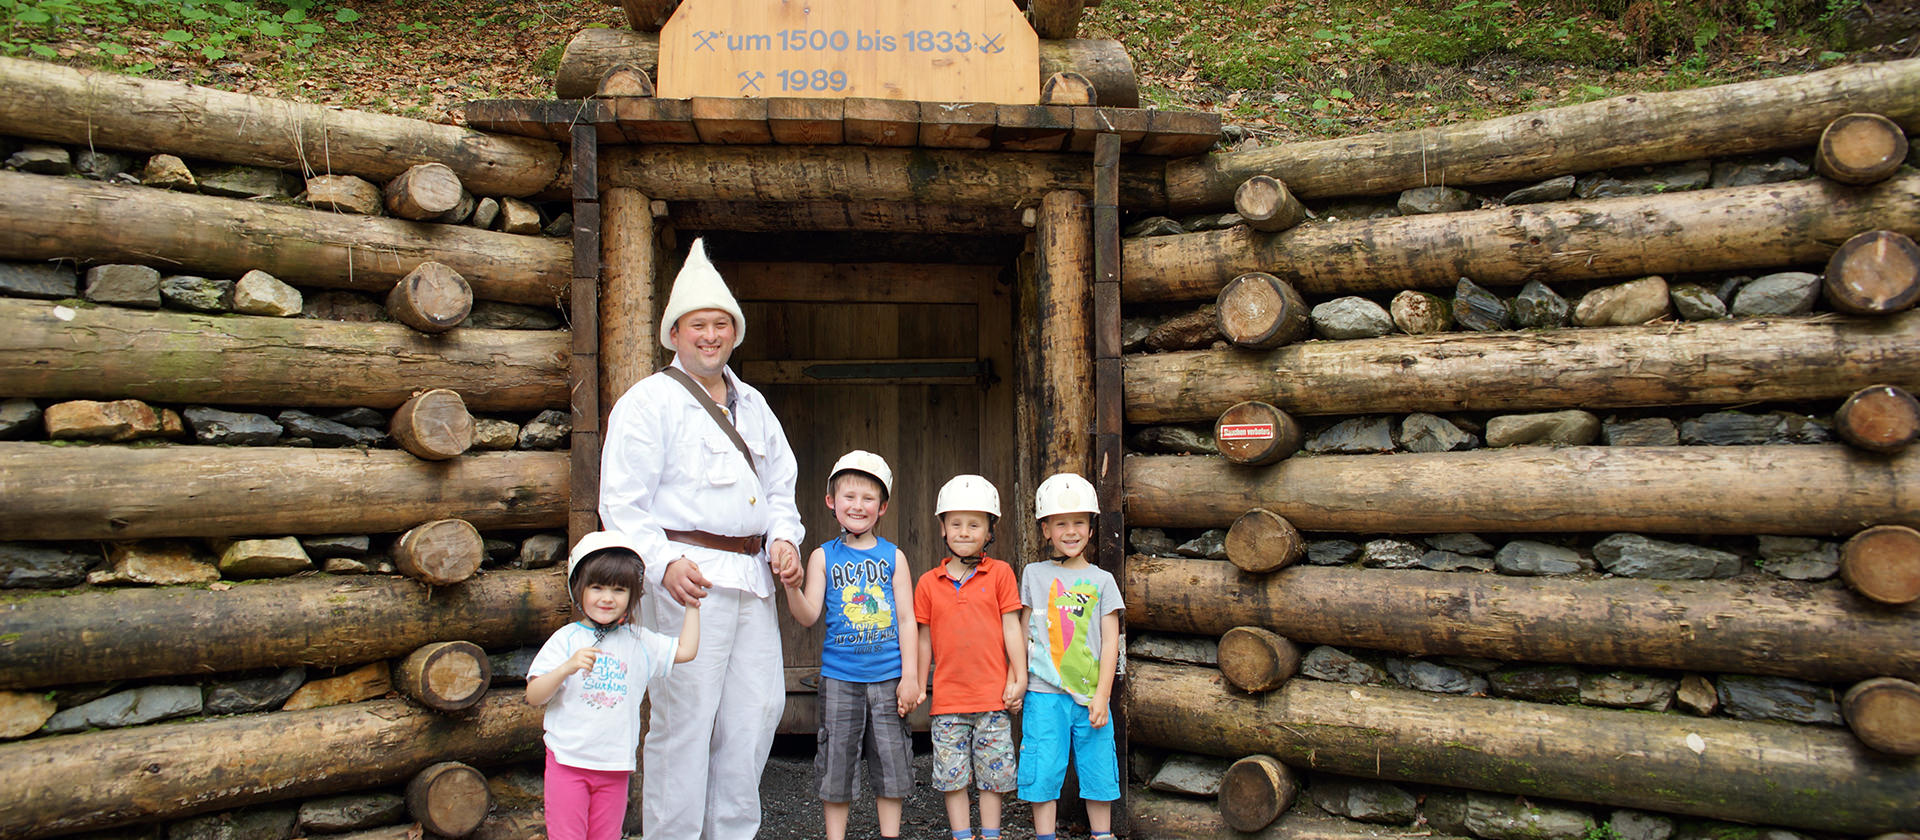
[{"xmin": 665, "ymin": 529, "xmax": 765, "ymax": 555}]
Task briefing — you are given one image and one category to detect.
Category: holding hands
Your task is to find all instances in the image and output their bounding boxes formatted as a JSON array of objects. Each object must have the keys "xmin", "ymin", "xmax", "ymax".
[{"xmin": 663, "ymin": 557, "xmax": 713, "ymax": 607}]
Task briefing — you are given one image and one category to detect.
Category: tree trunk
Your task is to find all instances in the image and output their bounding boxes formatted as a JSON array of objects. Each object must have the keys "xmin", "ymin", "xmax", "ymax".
[
  {"xmin": 1836, "ymin": 384, "xmax": 1920, "ymax": 453},
  {"xmin": 390, "ymin": 389, "xmax": 477, "ymax": 461},
  {"xmin": 384, "ymin": 163, "xmax": 465, "ymax": 221},
  {"xmin": 1218, "ymin": 754, "xmax": 1296, "ymax": 832},
  {"xmin": 1841, "ymin": 524, "xmax": 1920, "ymax": 606},
  {"xmin": 1844, "ymin": 677, "xmax": 1920, "ymax": 755},
  {"xmin": 1129, "ymin": 789, "xmax": 1469, "ymax": 840},
  {"xmin": 1216, "ymin": 627, "xmax": 1299, "ymax": 693},
  {"xmin": 1124, "ymin": 311, "xmax": 1920, "ymax": 424},
  {"xmin": 0, "ymin": 56, "xmax": 561, "ymax": 197},
  {"xmin": 0, "ymin": 691, "xmax": 540, "ymax": 839},
  {"xmin": 0, "ymin": 443, "xmax": 566, "ymax": 540},
  {"xmin": 1214, "ymin": 273, "xmax": 1310, "ymax": 350},
  {"xmin": 1824, "ymin": 229, "xmax": 1920, "ymax": 315},
  {"xmin": 1213, "ymin": 402, "xmax": 1302, "ymax": 466},
  {"xmin": 1123, "ymin": 556, "xmax": 1920, "ymax": 683},
  {"xmin": 1127, "ymin": 172, "xmax": 1920, "ymax": 303},
  {"xmin": 617, "ymin": 0, "xmax": 679, "ymax": 31},
  {"xmin": 1163, "ymin": 56, "xmax": 1920, "ymax": 210},
  {"xmin": 1029, "ymin": 0, "xmax": 1084, "ymax": 39},
  {"xmin": 1126, "ymin": 661, "xmax": 1920, "ymax": 834},
  {"xmin": 0, "ymin": 569, "xmax": 565, "ymax": 691},
  {"xmin": 386, "ymin": 261, "xmax": 475, "ymax": 333},
  {"xmin": 602, "ymin": 144, "xmax": 1164, "ymax": 207},
  {"xmin": 395, "ymin": 641, "xmax": 494, "ymax": 712},
  {"xmin": 554, "ymin": 27, "xmax": 1139, "ymax": 107},
  {"xmin": 1233, "ymin": 176, "xmax": 1305, "ymax": 233},
  {"xmin": 1036, "ymin": 190, "xmax": 1095, "ymax": 481},
  {"xmin": 0, "ymin": 297, "xmax": 566, "ymax": 412},
  {"xmin": 0, "ymin": 172, "xmax": 571, "ymax": 306},
  {"xmin": 1222, "ymin": 508, "xmax": 1303, "ymax": 573},
  {"xmin": 596, "ymin": 62, "xmax": 655, "ymax": 97},
  {"xmin": 600, "ymin": 187, "xmax": 659, "ymax": 422},
  {"xmin": 392, "ymin": 519, "xmax": 486, "ymax": 585},
  {"xmin": 1817, "ymin": 112, "xmax": 1910, "ymax": 185},
  {"xmin": 407, "ymin": 761, "xmax": 491, "ymax": 838}
]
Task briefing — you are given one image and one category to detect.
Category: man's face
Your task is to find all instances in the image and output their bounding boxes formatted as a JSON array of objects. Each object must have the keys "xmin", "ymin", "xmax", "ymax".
[{"xmin": 670, "ymin": 308, "xmax": 736, "ymax": 376}]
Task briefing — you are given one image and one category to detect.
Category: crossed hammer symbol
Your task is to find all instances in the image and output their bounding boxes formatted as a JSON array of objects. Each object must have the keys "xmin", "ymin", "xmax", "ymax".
[
  {"xmin": 738, "ymin": 71, "xmax": 765, "ymax": 93},
  {"xmin": 694, "ymin": 30, "xmax": 720, "ymax": 51}
]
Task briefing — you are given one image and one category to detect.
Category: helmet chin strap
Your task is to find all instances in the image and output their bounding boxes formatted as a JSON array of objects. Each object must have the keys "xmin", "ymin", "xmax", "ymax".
[{"xmin": 944, "ymin": 533, "xmax": 995, "ymax": 567}]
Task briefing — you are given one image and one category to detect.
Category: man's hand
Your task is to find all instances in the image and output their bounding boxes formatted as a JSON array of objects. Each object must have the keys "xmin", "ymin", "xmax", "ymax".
[
  {"xmin": 662, "ymin": 557, "xmax": 711, "ymax": 607},
  {"xmin": 770, "ymin": 539, "xmax": 802, "ymax": 588}
]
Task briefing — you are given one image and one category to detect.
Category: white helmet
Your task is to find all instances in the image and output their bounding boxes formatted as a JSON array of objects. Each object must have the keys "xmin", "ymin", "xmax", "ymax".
[
  {"xmin": 1035, "ymin": 473, "xmax": 1099, "ymax": 519},
  {"xmin": 828, "ymin": 449, "xmax": 893, "ymax": 497},
  {"xmin": 567, "ymin": 530, "xmax": 644, "ymax": 612},
  {"xmin": 934, "ymin": 474, "xmax": 1001, "ymax": 518}
]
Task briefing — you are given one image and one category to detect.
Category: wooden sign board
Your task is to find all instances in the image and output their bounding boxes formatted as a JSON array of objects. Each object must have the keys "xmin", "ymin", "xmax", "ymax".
[{"xmin": 659, "ymin": 0, "xmax": 1039, "ymax": 104}]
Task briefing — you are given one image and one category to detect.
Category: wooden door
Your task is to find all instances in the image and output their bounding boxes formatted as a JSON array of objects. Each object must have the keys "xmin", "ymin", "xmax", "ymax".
[{"xmin": 728, "ymin": 261, "xmax": 1017, "ymax": 732}]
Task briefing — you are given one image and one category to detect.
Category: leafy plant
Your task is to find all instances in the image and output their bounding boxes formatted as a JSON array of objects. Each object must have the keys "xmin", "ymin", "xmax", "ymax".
[{"xmin": 1, "ymin": 0, "xmax": 360, "ymax": 65}]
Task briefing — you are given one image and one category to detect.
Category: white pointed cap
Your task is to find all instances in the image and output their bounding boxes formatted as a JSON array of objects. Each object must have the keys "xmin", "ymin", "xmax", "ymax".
[{"xmin": 658, "ymin": 238, "xmax": 746, "ymax": 350}]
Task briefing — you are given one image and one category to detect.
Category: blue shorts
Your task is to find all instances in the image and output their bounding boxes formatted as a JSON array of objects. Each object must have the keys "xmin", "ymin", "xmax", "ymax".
[{"xmin": 1015, "ymin": 690, "xmax": 1119, "ymax": 802}]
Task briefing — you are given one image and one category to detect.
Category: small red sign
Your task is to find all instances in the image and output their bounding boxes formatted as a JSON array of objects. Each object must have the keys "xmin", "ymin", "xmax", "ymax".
[{"xmin": 1219, "ymin": 423, "xmax": 1275, "ymax": 441}]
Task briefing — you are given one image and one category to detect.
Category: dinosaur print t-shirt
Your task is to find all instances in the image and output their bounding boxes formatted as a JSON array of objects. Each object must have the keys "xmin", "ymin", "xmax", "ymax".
[{"xmin": 1021, "ymin": 560, "xmax": 1124, "ymax": 706}]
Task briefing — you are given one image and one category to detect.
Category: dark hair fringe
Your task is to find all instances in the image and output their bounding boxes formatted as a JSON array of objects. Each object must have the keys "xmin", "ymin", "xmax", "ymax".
[
  {"xmin": 571, "ymin": 548, "xmax": 645, "ymax": 604},
  {"xmin": 828, "ymin": 469, "xmax": 889, "ymax": 502}
]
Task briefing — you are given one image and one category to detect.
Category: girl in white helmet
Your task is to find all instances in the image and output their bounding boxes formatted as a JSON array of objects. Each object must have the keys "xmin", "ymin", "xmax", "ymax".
[{"xmin": 526, "ymin": 532, "xmax": 700, "ymax": 840}]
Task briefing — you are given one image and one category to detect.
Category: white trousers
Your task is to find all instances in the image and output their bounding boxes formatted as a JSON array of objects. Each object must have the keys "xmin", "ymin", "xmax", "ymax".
[{"xmin": 642, "ymin": 585, "xmax": 785, "ymax": 840}]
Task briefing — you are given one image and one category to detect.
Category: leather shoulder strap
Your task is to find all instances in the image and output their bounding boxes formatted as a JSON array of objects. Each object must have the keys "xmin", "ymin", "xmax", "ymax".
[{"xmin": 661, "ymin": 366, "xmax": 758, "ymax": 477}]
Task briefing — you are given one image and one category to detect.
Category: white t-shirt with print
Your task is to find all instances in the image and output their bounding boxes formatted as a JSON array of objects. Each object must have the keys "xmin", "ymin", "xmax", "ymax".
[{"xmin": 530, "ymin": 621, "xmax": 678, "ymax": 771}]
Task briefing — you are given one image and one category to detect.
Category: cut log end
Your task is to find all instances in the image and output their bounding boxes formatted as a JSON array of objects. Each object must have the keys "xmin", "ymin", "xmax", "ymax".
[
  {"xmin": 390, "ymin": 388, "xmax": 476, "ymax": 461},
  {"xmin": 1216, "ymin": 272, "xmax": 1311, "ymax": 350},
  {"xmin": 1824, "ymin": 230, "xmax": 1920, "ymax": 316},
  {"xmin": 1224, "ymin": 507, "xmax": 1304, "ymax": 573},
  {"xmin": 384, "ymin": 162, "xmax": 465, "ymax": 221},
  {"xmin": 1835, "ymin": 384, "xmax": 1920, "ymax": 453},
  {"xmin": 1816, "ymin": 113, "xmax": 1910, "ymax": 185},
  {"xmin": 1843, "ymin": 677, "xmax": 1920, "ymax": 755},
  {"xmin": 394, "ymin": 519, "xmax": 485, "ymax": 586},
  {"xmin": 396, "ymin": 640, "xmax": 493, "ymax": 712},
  {"xmin": 387, "ymin": 261, "xmax": 475, "ymax": 334},
  {"xmin": 1216, "ymin": 754, "xmax": 1297, "ymax": 833},
  {"xmin": 597, "ymin": 62, "xmax": 655, "ymax": 98},
  {"xmin": 1040, "ymin": 71, "xmax": 1096, "ymax": 106},
  {"xmin": 407, "ymin": 760, "xmax": 491, "ymax": 838},
  {"xmin": 1214, "ymin": 401, "xmax": 1304, "ymax": 467},
  {"xmin": 1217, "ymin": 626, "xmax": 1300, "ymax": 693},
  {"xmin": 1840, "ymin": 524, "xmax": 1920, "ymax": 606},
  {"xmin": 1233, "ymin": 175, "xmax": 1306, "ymax": 233}
]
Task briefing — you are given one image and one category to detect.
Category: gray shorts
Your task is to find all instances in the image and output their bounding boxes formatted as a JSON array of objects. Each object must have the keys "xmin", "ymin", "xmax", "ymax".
[
  {"xmin": 930, "ymin": 710, "xmax": 1016, "ymax": 793},
  {"xmin": 815, "ymin": 676, "xmax": 914, "ymax": 802}
]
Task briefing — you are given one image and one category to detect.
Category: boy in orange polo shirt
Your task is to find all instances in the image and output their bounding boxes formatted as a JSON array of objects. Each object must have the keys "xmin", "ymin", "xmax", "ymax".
[{"xmin": 913, "ymin": 475, "xmax": 1027, "ymax": 840}]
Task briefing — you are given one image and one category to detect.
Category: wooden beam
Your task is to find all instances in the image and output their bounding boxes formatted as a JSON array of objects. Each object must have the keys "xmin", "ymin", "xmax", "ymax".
[
  {"xmin": 739, "ymin": 358, "xmax": 986, "ymax": 386},
  {"xmin": 668, "ymin": 200, "xmax": 1026, "ymax": 235},
  {"xmin": 600, "ymin": 186, "xmax": 659, "ymax": 421},
  {"xmin": 720, "ymin": 262, "xmax": 991, "ymax": 304},
  {"xmin": 1036, "ymin": 190, "xmax": 1095, "ymax": 481}
]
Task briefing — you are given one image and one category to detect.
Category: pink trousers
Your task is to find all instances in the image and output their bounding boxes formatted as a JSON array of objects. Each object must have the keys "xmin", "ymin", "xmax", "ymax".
[{"xmin": 545, "ymin": 749, "xmax": 633, "ymax": 840}]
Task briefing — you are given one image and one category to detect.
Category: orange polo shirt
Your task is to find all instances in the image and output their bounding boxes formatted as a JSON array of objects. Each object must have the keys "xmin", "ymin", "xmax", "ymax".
[{"xmin": 913, "ymin": 556, "xmax": 1021, "ymax": 715}]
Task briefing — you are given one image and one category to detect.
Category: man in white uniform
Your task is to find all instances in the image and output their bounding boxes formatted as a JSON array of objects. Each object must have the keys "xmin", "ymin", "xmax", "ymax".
[{"xmin": 599, "ymin": 238, "xmax": 805, "ymax": 840}]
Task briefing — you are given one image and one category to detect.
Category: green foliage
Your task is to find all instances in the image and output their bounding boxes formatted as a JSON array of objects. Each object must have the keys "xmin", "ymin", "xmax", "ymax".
[
  {"xmin": 1, "ymin": 0, "xmax": 359, "ymax": 66},
  {"xmin": 1582, "ymin": 823, "xmax": 1625, "ymax": 840}
]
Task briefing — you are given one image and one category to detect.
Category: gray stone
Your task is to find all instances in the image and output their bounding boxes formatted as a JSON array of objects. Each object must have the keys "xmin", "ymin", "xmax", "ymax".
[
  {"xmin": 1465, "ymin": 792, "xmax": 1597, "ymax": 840},
  {"xmin": 1730, "ymin": 271, "xmax": 1820, "ymax": 316},
  {"xmin": 195, "ymin": 164, "xmax": 299, "ymax": 199},
  {"xmin": 1773, "ymin": 411, "xmax": 1833, "ymax": 444},
  {"xmin": 297, "ymin": 793, "xmax": 406, "ymax": 833},
  {"xmin": 1360, "ymin": 538, "xmax": 1423, "ymax": 569},
  {"xmin": 1128, "ymin": 425, "xmax": 1217, "ymax": 455},
  {"xmin": 1494, "ymin": 540, "xmax": 1592, "ymax": 576},
  {"xmin": 498, "ymin": 197, "xmax": 543, "ymax": 234},
  {"xmin": 1389, "ymin": 290, "xmax": 1453, "ymax": 335},
  {"xmin": 1124, "ymin": 216, "xmax": 1185, "ymax": 237},
  {"xmin": 327, "ymin": 407, "xmax": 386, "ymax": 429},
  {"xmin": 1668, "ymin": 283, "xmax": 1727, "ymax": 320},
  {"xmin": 1593, "ymin": 533, "xmax": 1741, "ymax": 579},
  {"xmin": 1485, "ymin": 410, "xmax": 1601, "ymax": 447},
  {"xmin": 185, "ymin": 407, "xmax": 283, "ymax": 446},
  {"xmin": 1419, "ymin": 550, "xmax": 1494, "ymax": 572},
  {"xmin": 482, "ymin": 537, "xmax": 518, "ymax": 564},
  {"xmin": 1603, "ymin": 417, "xmax": 1679, "ymax": 446},
  {"xmin": 517, "ymin": 409, "xmax": 571, "ymax": 449},
  {"xmin": 543, "ymin": 210, "xmax": 574, "ymax": 238},
  {"xmin": 1305, "ymin": 539, "xmax": 1360, "ymax": 566},
  {"xmin": 1678, "ymin": 410, "xmax": 1829, "ymax": 446},
  {"xmin": 232, "ymin": 270, "xmax": 302, "ymax": 317},
  {"xmin": 1120, "ymin": 316, "xmax": 1154, "ymax": 353},
  {"xmin": 0, "ymin": 261, "xmax": 79, "ymax": 299},
  {"xmin": 7, "ymin": 143, "xmax": 71, "ymax": 174},
  {"xmin": 302, "ymin": 290, "xmax": 387, "ymax": 322},
  {"xmin": 1319, "ymin": 200, "xmax": 1398, "ymax": 221},
  {"xmin": 1609, "ymin": 810, "xmax": 1675, "ymax": 840},
  {"xmin": 1716, "ymin": 674, "xmax": 1843, "ymax": 724},
  {"xmin": 160, "ymin": 275, "xmax": 233, "ymax": 313},
  {"xmin": 1178, "ymin": 212, "xmax": 1244, "ymax": 232},
  {"xmin": 1397, "ymin": 413, "xmax": 1478, "ymax": 452},
  {"xmin": 1396, "ymin": 185, "xmax": 1476, "ymax": 215},
  {"xmin": 1312, "ymin": 296, "xmax": 1395, "ymax": 339},
  {"xmin": 1573, "ymin": 276, "xmax": 1670, "ymax": 326},
  {"xmin": 203, "ymin": 667, "xmax": 306, "ymax": 715},
  {"xmin": 89, "ymin": 541, "xmax": 219, "ymax": 586},
  {"xmin": 0, "ymin": 398, "xmax": 42, "ymax": 440},
  {"xmin": 1709, "ymin": 155, "xmax": 1810, "ymax": 188},
  {"xmin": 1129, "ymin": 633, "xmax": 1218, "ymax": 666},
  {"xmin": 322, "ymin": 557, "xmax": 381, "ymax": 574},
  {"xmin": 1176, "ymin": 529, "xmax": 1229, "ymax": 561},
  {"xmin": 167, "ymin": 806, "xmax": 298, "ymax": 840},
  {"xmin": 1579, "ymin": 672, "xmax": 1676, "ymax": 710},
  {"xmin": 519, "ymin": 532, "xmax": 566, "ymax": 569},
  {"xmin": 300, "ymin": 535, "xmax": 371, "ymax": 559},
  {"xmin": 0, "ymin": 542, "xmax": 92, "ymax": 588},
  {"xmin": 463, "ymin": 301, "xmax": 563, "ymax": 330},
  {"xmin": 469, "ymin": 197, "xmax": 501, "ymax": 230},
  {"xmin": 1488, "ymin": 665, "xmax": 1582, "ymax": 703},
  {"xmin": 1424, "ymin": 533, "xmax": 1494, "ymax": 555},
  {"xmin": 488, "ymin": 647, "xmax": 539, "ymax": 685},
  {"xmin": 142, "ymin": 153, "xmax": 196, "ymax": 190},
  {"xmin": 1453, "ymin": 277, "xmax": 1510, "ymax": 331},
  {"xmin": 1511, "ymin": 280, "xmax": 1570, "ymax": 329},
  {"xmin": 277, "ymin": 409, "xmax": 380, "ymax": 448},
  {"xmin": 75, "ymin": 149, "xmax": 137, "ymax": 181},
  {"xmin": 472, "ymin": 417, "xmax": 522, "ymax": 451},
  {"xmin": 1755, "ymin": 535, "xmax": 1838, "ymax": 581},
  {"xmin": 43, "ymin": 685, "xmax": 201, "ymax": 733},
  {"xmin": 1147, "ymin": 753, "xmax": 1231, "ymax": 796},
  {"xmin": 1674, "ymin": 674, "xmax": 1718, "ymax": 716},
  {"xmin": 1713, "ymin": 275, "xmax": 1749, "ymax": 306},
  {"xmin": 1144, "ymin": 305, "xmax": 1220, "ymax": 351},
  {"xmin": 85, "ymin": 264, "xmax": 162, "ymax": 308},
  {"xmin": 1422, "ymin": 791, "xmax": 1470, "ymax": 835},
  {"xmin": 1305, "ymin": 416, "xmax": 1395, "ymax": 454},
  {"xmin": 1387, "ymin": 659, "xmax": 1487, "ymax": 694},
  {"xmin": 1311, "ymin": 777, "xmax": 1419, "ymax": 824},
  {"xmin": 1502, "ymin": 175, "xmax": 1577, "ymax": 205},
  {"xmin": 1579, "ymin": 161, "xmax": 1711, "ymax": 198},
  {"xmin": 1299, "ymin": 645, "xmax": 1390, "ymax": 685},
  {"xmin": 1130, "ymin": 528, "xmax": 1179, "ymax": 556},
  {"xmin": 303, "ymin": 174, "xmax": 384, "ymax": 215},
  {"xmin": 218, "ymin": 537, "xmax": 312, "ymax": 579}
]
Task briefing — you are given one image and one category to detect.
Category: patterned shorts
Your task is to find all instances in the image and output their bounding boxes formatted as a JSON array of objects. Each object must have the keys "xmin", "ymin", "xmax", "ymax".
[{"xmin": 930, "ymin": 710, "xmax": 1017, "ymax": 793}]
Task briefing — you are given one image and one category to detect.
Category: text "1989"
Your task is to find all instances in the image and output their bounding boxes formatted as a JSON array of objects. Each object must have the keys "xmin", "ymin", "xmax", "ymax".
[{"xmin": 777, "ymin": 69, "xmax": 849, "ymax": 91}]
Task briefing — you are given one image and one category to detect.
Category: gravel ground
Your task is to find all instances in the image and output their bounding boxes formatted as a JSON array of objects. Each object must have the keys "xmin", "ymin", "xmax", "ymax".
[{"xmin": 755, "ymin": 734, "xmax": 1045, "ymax": 840}]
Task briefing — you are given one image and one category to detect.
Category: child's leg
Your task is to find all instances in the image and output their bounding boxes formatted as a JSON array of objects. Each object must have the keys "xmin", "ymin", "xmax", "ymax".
[
  {"xmin": 979, "ymin": 789, "xmax": 1006, "ymax": 832},
  {"xmin": 973, "ymin": 709, "xmax": 1017, "ymax": 833},
  {"xmin": 1087, "ymin": 800, "xmax": 1113, "ymax": 835},
  {"xmin": 930, "ymin": 714, "xmax": 977, "ymax": 837},
  {"xmin": 866, "ymin": 678, "xmax": 914, "ymax": 839},
  {"xmin": 942, "ymin": 790, "xmax": 973, "ymax": 837},
  {"xmin": 823, "ymin": 800, "xmax": 851, "ymax": 840},
  {"xmin": 816, "ymin": 677, "xmax": 870, "ymax": 840},
  {"xmin": 1016, "ymin": 693, "xmax": 1071, "ymax": 837},
  {"xmin": 1028, "ymin": 799, "xmax": 1056, "ymax": 838},
  {"xmin": 1072, "ymin": 700, "xmax": 1122, "ymax": 836},
  {"xmin": 543, "ymin": 750, "xmax": 592, "ymax": 840},
  {"xmin": 583, "ymin": 767, "xmax": 632, "ymax": 840},
  {"xmin": 876, "ymin": 796, "xmax": 903, "ymax": 837}
]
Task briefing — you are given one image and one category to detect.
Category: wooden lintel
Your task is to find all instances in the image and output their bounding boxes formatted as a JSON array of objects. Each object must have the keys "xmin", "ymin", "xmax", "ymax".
[
  {"xmin": 844, "ymin": 97, "xmax": 921, "ymax": 146},
  {"xmin": 463, "ymin": 99, "xmax": 606, "ymax": 143},
  {"xmin": 995, "ymin": 104, "xmax": 1074, "ymax": 152},
  {"xmin": 721, "ymin": 261, "xmax": 994, "ymax": 304},
  {"xmin": 1070, "ymin": 107, "xmax": 1150, "ymax": 152},
  {"xmin": 605, "ymin": 96, "xmax": 700, "ymax": 144},
  {"xmin": 668, "ymin": 200, "xmax": 1026, "ymax": 235},
  {"xmin": 691, "ymin": 96, "xmax": 774, "ymax": 144},
  {"xmin": 920, "ymin": 102, "xmax": 999, "ymax": 149},
  {"xmin": 768, "ymin": 97, "xmax": 846, "ymax": 144},
  {"xmin": 739, "ymin": 358, "xmax": 988, "ymax": 386}
]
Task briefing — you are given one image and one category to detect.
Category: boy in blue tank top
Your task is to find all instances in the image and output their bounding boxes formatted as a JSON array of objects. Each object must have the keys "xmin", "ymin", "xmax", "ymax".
[{"xmin": 783, "ymin": 450, "xmax": 919, "ymax": 840}]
